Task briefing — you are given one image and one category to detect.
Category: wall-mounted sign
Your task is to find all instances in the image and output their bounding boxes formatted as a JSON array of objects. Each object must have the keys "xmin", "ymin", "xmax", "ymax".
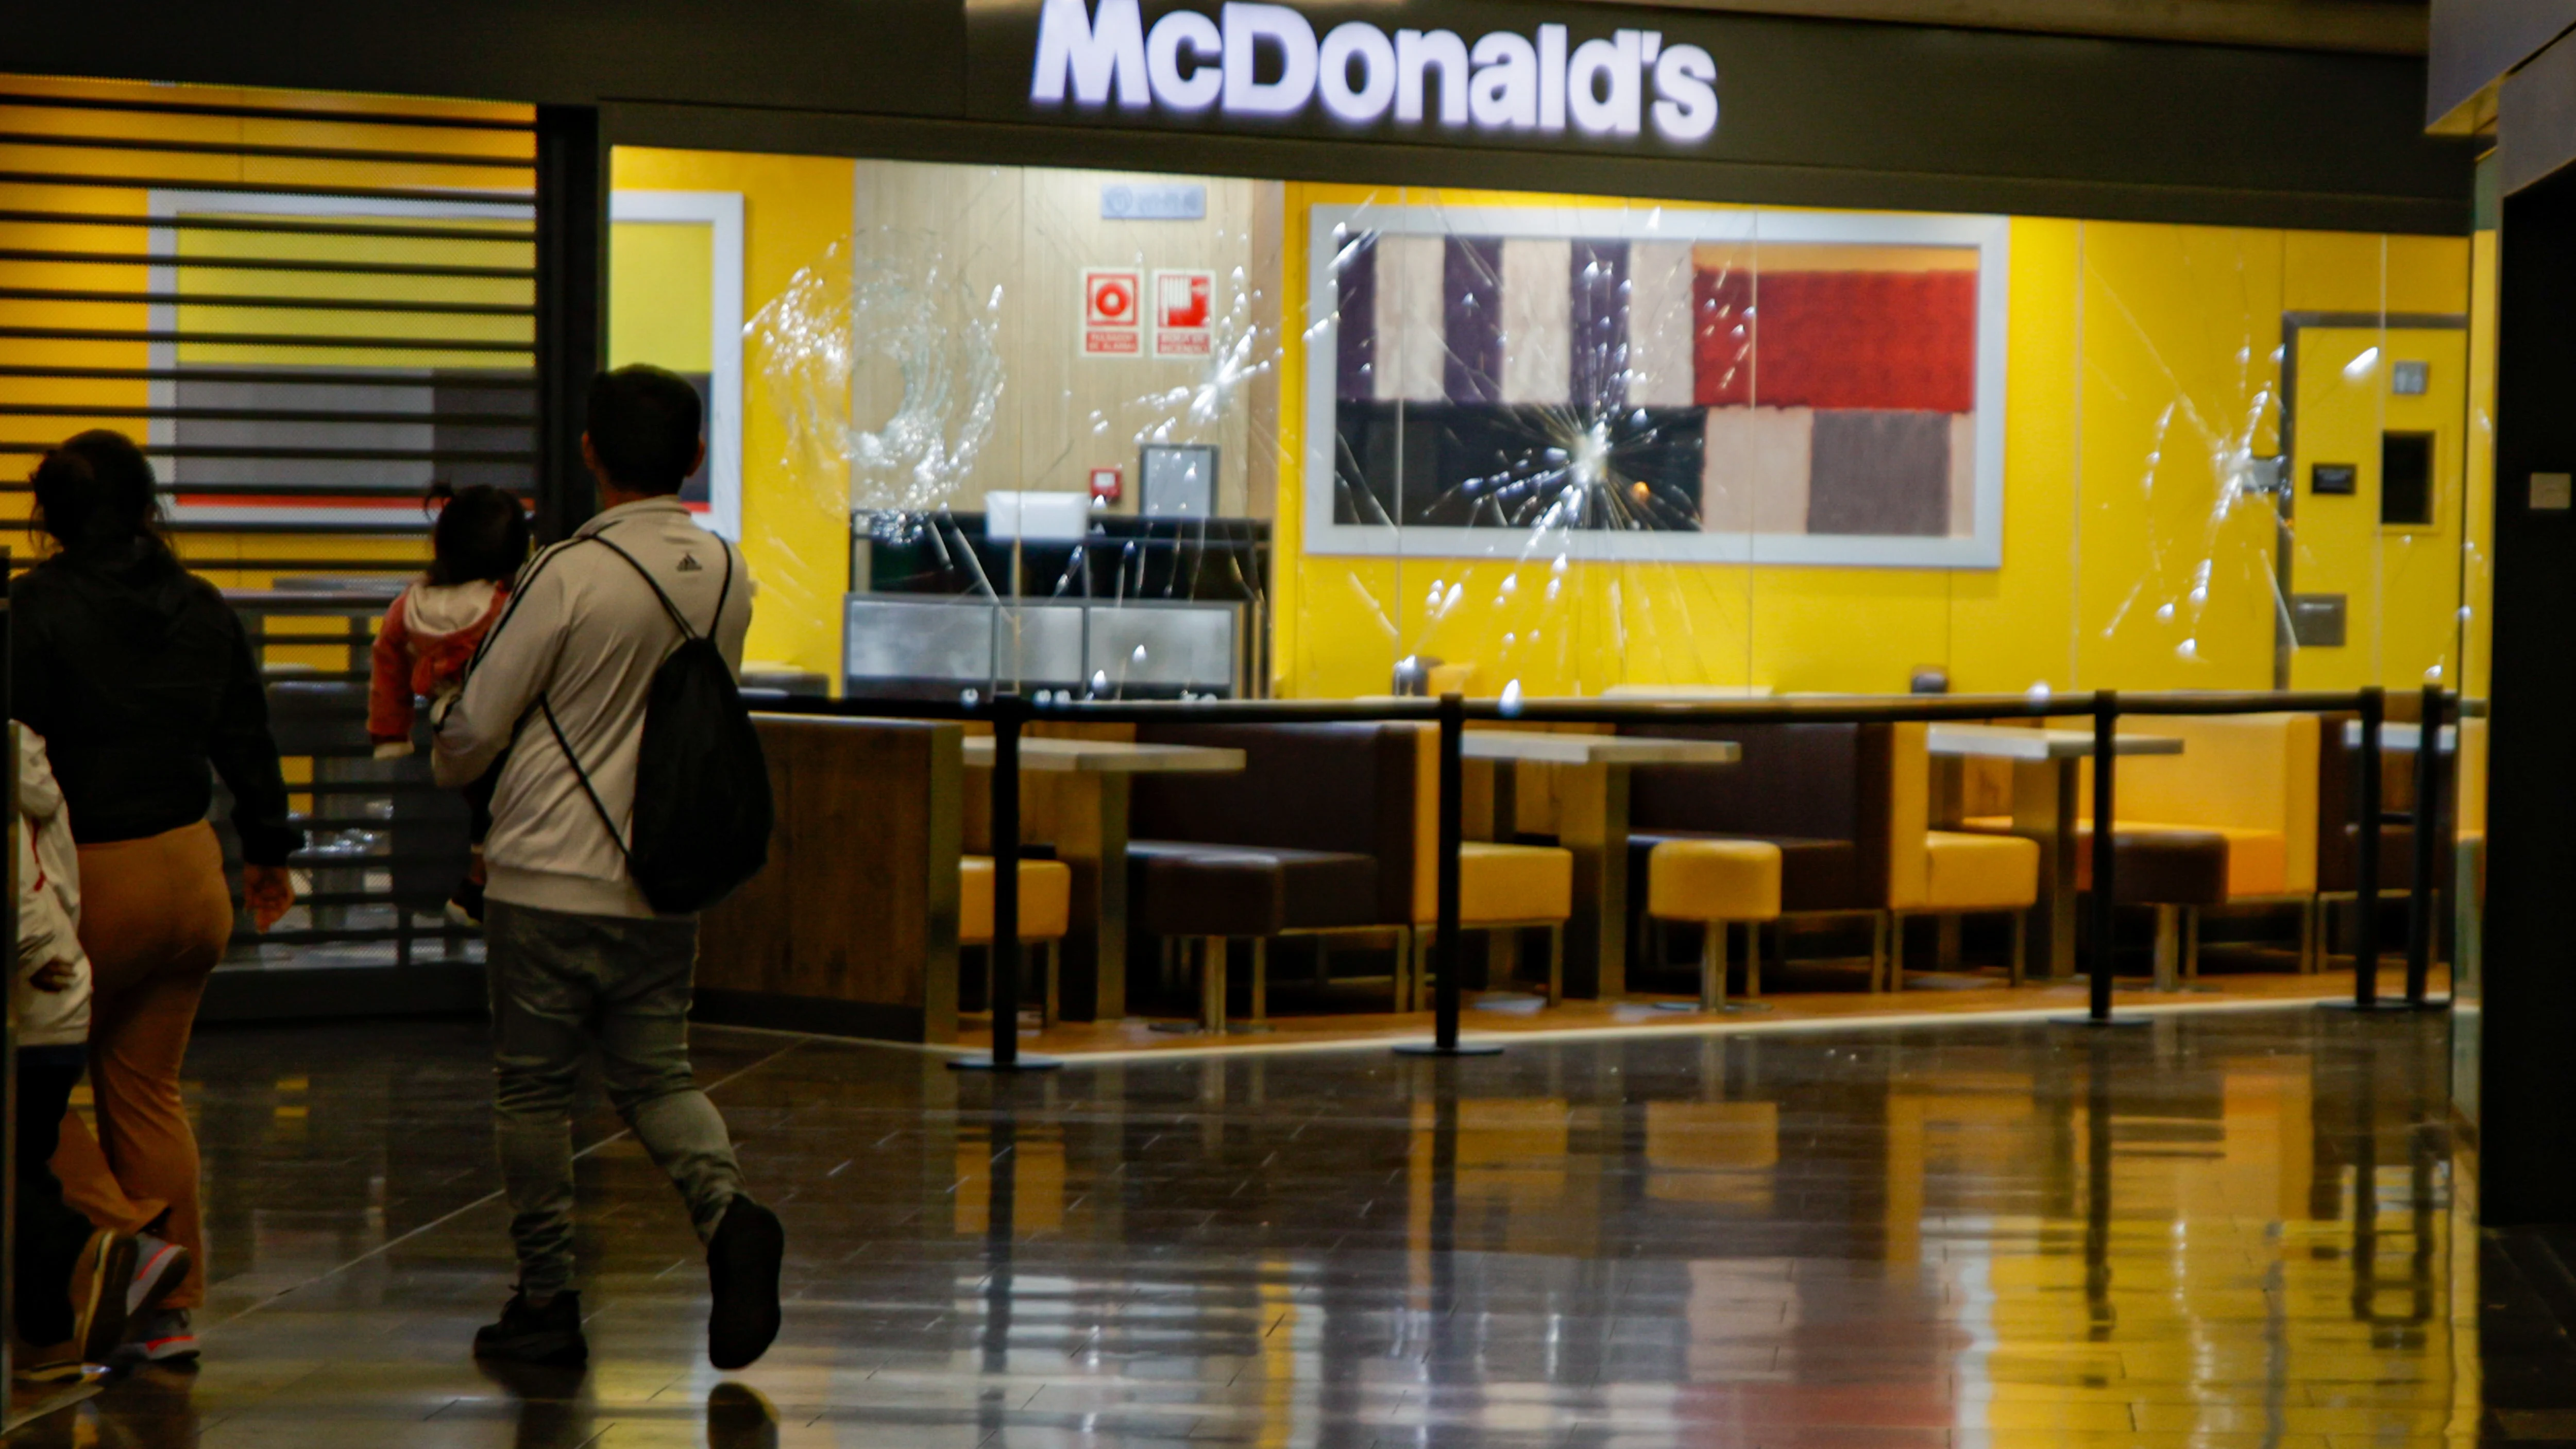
[
  {"xmin": 1103, "ymin": 181, "xmax": 1206, "ymax": 219},
  {"xmin": 1151, "ymin": 268, "xmax": 1213, "ymax": 357},
  {"xmin": 1081, "ymin": 266, "xmax": 1142, "ymax": 355},
  {"xmin": 1031, "ymin": 0, "xmax": 1718, "ymax": 145}
]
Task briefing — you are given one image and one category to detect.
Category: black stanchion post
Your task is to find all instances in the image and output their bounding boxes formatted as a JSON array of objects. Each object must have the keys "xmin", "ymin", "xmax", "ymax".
[
  {"xmin": 953, "ymin": 694, "xmax": 1059, "ymax": 1072},
  {"xmin": 2089, "ymin": 691, "xmax": 2119, "ymax": 1022},
  {"xmin": 1434, "ymin": 691, "xmax": 1463, "ymax": 1051},
  {"xmin": 2405, "ymin": 684, "xmax": 2445, "ymax": 1008},
  {"xmin": 1396, "ymin": 694, "xmax": 1500, "ymax": 1058},
  {"xmin": 2353, "ymin": 686, "xmax": 2383, "ymax": 1009},
  {"xmin": 2057, "ymin": 692, "xmax": 2144, "ymax": 1028},
  {"xmin": 991, "ymin": 697, "xmax": 1023, "ymax": 1065}
]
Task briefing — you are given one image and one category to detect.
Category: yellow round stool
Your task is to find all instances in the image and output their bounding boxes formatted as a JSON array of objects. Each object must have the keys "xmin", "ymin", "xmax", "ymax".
[{"xmin": 1647, "ymin": 839, "xmax": 1784, "ymax": 1011}]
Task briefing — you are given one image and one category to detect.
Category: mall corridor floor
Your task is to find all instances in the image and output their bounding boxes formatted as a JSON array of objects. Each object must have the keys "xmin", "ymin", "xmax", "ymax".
[{"xmin": 6, "ymin": 1007, "xmax": 2557, "ymax": 1447}]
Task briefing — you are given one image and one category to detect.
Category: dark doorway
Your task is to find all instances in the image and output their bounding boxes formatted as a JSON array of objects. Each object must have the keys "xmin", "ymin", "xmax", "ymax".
[{"xmin": 2381, "ymin": 432, "xmax": 2435, "ymax": 525}]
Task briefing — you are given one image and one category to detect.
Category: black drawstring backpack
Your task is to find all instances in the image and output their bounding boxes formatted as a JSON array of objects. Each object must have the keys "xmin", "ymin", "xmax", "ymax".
[{"xmin": 540, "ymin": 531, "xmax": 772, "ymax": 914}]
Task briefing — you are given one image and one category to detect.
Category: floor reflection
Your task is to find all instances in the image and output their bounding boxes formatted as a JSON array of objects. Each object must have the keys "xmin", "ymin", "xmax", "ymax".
[{"xmin": 4, "ymin": 1009, "xmax": 2519, "ymax": 1446}]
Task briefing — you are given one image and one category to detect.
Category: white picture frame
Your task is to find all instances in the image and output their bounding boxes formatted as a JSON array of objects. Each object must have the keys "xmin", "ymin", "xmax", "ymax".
[{"xmin": 610, "ymin": 189, "xmax": 747, "ymax": 541}]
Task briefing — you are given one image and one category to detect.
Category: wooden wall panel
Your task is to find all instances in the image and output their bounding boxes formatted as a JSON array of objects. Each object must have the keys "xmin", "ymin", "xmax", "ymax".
[
  {"xmin": 700, "ymin": 715, "xmax": 962, "ymax": 1042},
  {"xmin": 849, "ymin": 159, "xmax": 1281, "ymax": 519}
]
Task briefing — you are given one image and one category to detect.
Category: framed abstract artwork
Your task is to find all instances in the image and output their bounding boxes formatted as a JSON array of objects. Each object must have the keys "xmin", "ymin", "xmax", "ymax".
[{"xmin": 1303, "ymin": 204, "xmax": 2010, "ymax": 568}]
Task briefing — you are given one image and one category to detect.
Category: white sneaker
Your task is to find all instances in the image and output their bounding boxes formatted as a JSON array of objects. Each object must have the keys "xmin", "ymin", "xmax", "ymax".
[
  {"xmin": 128, "ymin": 1233, "xmax": 190, "ymax": 1317},
  {"xmin": 122, "ymin": 1308, "xmax": 197, "ymax": 1367}
]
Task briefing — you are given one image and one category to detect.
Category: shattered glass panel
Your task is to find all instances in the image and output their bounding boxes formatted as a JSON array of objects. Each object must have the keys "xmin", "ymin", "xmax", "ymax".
[{"xmin": 641, "ymin": 145, "xmax": 2477, "ymax": 710}]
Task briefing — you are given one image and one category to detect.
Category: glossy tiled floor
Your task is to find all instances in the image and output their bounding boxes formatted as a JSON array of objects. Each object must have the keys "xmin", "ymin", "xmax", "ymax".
[{"xmin": 5, "ymin": 1005, "xmax": 2543, "ymax": 1446}]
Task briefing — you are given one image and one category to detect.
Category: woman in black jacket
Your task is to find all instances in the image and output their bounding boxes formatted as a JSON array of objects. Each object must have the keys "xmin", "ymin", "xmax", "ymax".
[{"xmin": 12, "ymin": 431, "xmax": 301, "ymax": 1366}]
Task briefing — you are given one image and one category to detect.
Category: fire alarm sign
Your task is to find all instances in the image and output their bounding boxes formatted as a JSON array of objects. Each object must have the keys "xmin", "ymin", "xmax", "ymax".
[{"xmin": 1081, "ymin": 267, "xmax": 1141, "ymax": 356}]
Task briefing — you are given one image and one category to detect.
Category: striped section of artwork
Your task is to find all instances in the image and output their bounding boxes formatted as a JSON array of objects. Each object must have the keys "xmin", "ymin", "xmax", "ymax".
[{"xmin": 1331, "ymin": 231, "xmax": 1981, "ymax": 539}]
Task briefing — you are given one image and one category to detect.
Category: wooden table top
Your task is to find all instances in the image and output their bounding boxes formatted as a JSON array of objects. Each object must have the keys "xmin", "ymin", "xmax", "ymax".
[
  {"xmin": 1462, "ymin": 732, "xmax": 1742, "ymax": 766},
  {"xmin": 1927, "ymin": 724, "xmax": 2185, "ymax": 761},
  {"xmin": 963, "ymin": 737, "xmax": 1245, "ymax": 774}
]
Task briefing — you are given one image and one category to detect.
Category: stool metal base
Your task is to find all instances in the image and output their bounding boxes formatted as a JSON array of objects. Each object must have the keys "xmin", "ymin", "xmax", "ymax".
[
  {"xmin": 947, "ymin": 1053, "xmax": 1065, "ymax": 1071},
  {"xmin": 1394, "ymin": 1039, "xmax": 1506, "ymax": 1057}
]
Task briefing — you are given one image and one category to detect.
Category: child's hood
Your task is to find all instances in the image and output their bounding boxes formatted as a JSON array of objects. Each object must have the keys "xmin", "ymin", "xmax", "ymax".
[{"xmin": 404, "ymin": 579, "xmax": 504, "ymax": 638}]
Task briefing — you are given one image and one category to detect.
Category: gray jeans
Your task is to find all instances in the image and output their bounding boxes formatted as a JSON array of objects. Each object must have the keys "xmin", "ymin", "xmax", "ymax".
[{"xmin": 486, "ymin": 899, "xmax": 743, "ymax": 1298}]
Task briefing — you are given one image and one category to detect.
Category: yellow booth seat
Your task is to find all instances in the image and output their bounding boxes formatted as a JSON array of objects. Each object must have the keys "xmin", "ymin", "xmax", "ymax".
[
  {"xmin": 1408, "ymin": 841, "xmax": 1574, "ymax": 1009},
  {"xmin": 1647, "ymin": 838, "xmax": 1784, "ymax": 1009},
  {"xmin": 1455, "ymin": 842, "xmax": 1574, "ymax": 925},
  {"xmin": 960, "ymin": 855, "xmax": 1073, "ymax": 1026},
  {"xmin": 959, "ymin": 856, "xmax": 1073, "ymax": 943},
  {"xmin": 1923, "ymin": 830, "xmax": 2040, "ymax": 910},
  {"xmin": 1406, "ymin": 730, "xmax": 1577, "ymax": 1009},
  {"xmin": 1888, "ymin": 724, "xmax": 2041, "ymax": 987}
]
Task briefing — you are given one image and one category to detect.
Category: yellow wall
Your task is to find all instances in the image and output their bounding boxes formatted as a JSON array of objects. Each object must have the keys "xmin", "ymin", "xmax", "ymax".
[
  {"xmin": 609, "ymin": 147, "xmax": 853, "ymax": 677},
  {"xmin": 608, "ymin": 221, "xmax": 716, "ymax": 373}
]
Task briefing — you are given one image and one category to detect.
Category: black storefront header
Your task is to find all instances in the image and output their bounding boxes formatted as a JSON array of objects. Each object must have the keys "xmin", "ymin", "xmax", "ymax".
[{"xmin": 15, "ymin": 0, "xmax": 2476, "ymax": 232}]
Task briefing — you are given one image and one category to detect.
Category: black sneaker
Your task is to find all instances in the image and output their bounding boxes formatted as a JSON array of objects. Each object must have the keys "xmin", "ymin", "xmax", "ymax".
[
  {"xmin": 472, "ymin": 1289, "xmax": 586, "ymax": 1367},
  {"xmin": 445, "ymin": 876, "xmax": 486, "ymax": 929},
  {"xmin": 705, "ymin": 1197, "xmax": 784, "ymax": 1370}
]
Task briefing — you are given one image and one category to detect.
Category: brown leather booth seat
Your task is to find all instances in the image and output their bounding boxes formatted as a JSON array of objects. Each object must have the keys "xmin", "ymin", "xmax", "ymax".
[
  {"xmin": 1127, "ymin": 722, "xmax": 1420, "ymax": 1022},
  {"xmin": 2084, "ymin": 828, "xmax": 2230, "ymax": 908},
  {"xmin": 1126, "ymin": 844, "xmax": 1377, "ymax": 938},
  {"xmin": 1620, "ymin": 721, "xmax": 1893, "ymax": 914},
  {"xmin": 2059, "ymin": 825, "xmax": 2231, "ymax": 986},
  {"xmin": 2313, "ymin": 710, "xmax": 2438, "ymax": 894}
]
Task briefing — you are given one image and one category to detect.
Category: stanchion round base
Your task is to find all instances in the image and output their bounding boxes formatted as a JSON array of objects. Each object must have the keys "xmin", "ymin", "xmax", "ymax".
[
  {"xmin": 1393, "ymin": 1040, "xmax": 1505, "ymax": 1057},
  {"xmin": 1148, "ymin": 1021, "xmax": 1213, "ymax": 1034},
  {"xmin": 947, "ymin": 1053, "xmax": 1065, "ymax": 1072},
  {"xmin": 2320, "ymin": 996, "xmax": 2450, "ymax": 1013},
  {"xmin": 1651, "ymin": 1000, "xmax": 1773, "ymax": 1014},
  {"xmin": 2048, "ymin": 1014, "xmax": 2154, "ymax": 1028}
]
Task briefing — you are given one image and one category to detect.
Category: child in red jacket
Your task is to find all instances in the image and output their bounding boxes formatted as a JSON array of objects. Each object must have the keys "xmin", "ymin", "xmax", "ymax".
[{"xmin": 369, "ymin": 483, "xmax": 530, "ymax": 924}]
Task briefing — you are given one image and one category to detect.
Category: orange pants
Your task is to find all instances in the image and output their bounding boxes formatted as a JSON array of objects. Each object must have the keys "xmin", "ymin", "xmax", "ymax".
[{"xmin": 50, "ymin": 822, "xmax": 233, "ymax": 1310}]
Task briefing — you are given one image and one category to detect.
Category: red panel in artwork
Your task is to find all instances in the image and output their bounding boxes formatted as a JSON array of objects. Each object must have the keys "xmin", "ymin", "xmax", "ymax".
[
  {"xmin": 1692, "ymin": 267, "xmax": 1755, "ymax": 407},
  {"xmin": 1691, "ymin": 268, "xmax": 1977, "ymax": 414}
]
